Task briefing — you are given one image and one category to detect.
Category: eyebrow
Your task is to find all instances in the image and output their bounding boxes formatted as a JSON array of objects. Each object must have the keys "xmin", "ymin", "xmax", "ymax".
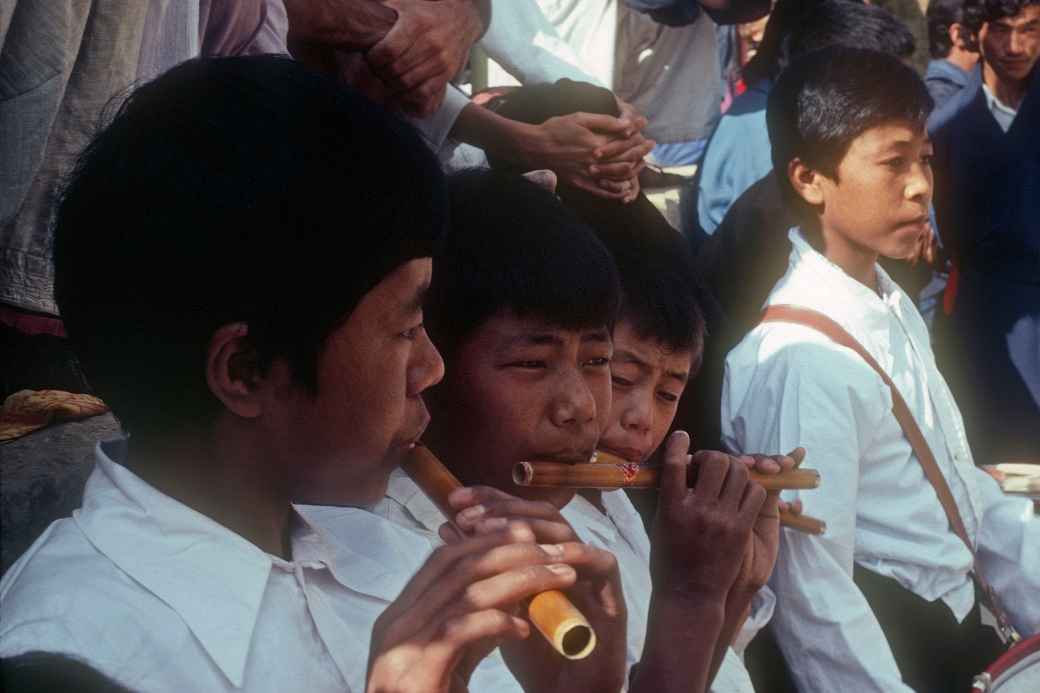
[
  {"xmin": 404, "ymin": 281, "xmax": 430, "ymax": 316},
  {"xmin": 501, "ymin": 327, "xmax": 611, "ymax": 350},
  {"xmin": 615, "ymin": 348, "xmax": 690, "ymax": 385}
]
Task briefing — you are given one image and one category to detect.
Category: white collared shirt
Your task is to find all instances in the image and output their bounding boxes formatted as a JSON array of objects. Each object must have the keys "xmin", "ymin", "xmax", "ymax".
[
  {"xmin": 372, "ymin": 468, "xmax": 757, "ymax": 692},
  {"xmin": 982, "ymin": 83, "xmax": 1018, "ymax": 132},
  {"xmin": 721, "ymin": 229, "xmax": 1040, "ymax": 692},
  {"xmin": 0, "ymin": 439, "xmax": 441, "ymax": 692}
]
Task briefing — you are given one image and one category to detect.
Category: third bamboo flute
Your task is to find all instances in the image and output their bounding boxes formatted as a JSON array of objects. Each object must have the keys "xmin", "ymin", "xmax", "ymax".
[{"xmin": 513, "ymin": 461, "xmax": 821, "ymax": 492}]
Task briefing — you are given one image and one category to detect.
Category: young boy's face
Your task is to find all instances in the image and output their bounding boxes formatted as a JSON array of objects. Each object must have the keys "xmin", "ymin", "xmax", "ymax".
[
  {"xmin": 813, "ymin": 121, "xmax": 933, "ymax": 261},
  {"xmin": 599, "ymin": 320, "xmax": 696, "ymax": 464},
  {"xmin": 428, "ymin": 312, "xmax": 613, "ymax": 506},
  {"xmin": 280, "ymin": 258, "xmax": 445, "ymax": 506},
  {"xmin": 979, "ymin": 6, "xmax": 1040, "ymax": 84}
]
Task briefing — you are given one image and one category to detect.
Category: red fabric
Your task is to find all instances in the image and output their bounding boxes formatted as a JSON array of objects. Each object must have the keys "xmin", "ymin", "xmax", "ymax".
[{"xmin": 0, "ymin": 304, "xmax": 65, "ymax": 337}]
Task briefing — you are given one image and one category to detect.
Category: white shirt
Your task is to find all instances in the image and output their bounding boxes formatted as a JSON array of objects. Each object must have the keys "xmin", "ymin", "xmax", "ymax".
[
  {"xmin": 721, "ymin": 229, "xmax": 1040, "ymax": 693},
  {"xmin": 982, "ymin": 83, "xmax": 1018, "ymax": 132},
  {"xmin": 0, "ymin": 439, "xmax": 441, "ymax": 692},
  {"xmin": 373, "ymin": 468, "xmax": 756, "ymax": 692}
]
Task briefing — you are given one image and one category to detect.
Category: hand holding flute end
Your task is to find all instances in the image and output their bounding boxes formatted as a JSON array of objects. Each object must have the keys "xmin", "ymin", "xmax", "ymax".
[
  {"xmin": 630, "ymin": 432, "xmax": 790, "ymax": 693},
  {"xmin": 441, "ymin": 485, "xmax": 629, "ymax": 693}
]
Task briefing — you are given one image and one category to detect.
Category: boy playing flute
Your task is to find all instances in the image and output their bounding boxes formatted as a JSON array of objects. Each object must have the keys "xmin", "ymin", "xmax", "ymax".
[
  {"xmin": 721, "ymin": 45, "xmax": 1040, "ymax": 692},
  {"xmin": 0, "ymin": 56, "xmax": 614, "ymax": 693},
  {"xmin": 372, "ymin": 167, "xmax": 796, "ymax": 692}
]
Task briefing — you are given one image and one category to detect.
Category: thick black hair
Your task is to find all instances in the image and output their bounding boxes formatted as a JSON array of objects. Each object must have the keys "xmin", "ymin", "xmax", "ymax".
[
  {"xmin": 767, "ymin": 45, "xmax": 933, "ymax": 215},
  {"xmin": 426, "ymin": 169, "xmax": 620, "ymax": 356},
  {"xmin": 964, "ymin": 0, "xmax": 1040, "ymax": 38},
  {"xmin": 743, "ymin": 0, "xmax": 915, "ymax": 86},
  {"xmin": 928, "ymin": 0, "xmax": 970, "ymax": 58},
  {"xmin": 53, "ymin": 55, "xmax": 446, "ymax": 437},
  {"xmin": 1, "ymin": 653, "xmax": 133, "ymax": 693}
]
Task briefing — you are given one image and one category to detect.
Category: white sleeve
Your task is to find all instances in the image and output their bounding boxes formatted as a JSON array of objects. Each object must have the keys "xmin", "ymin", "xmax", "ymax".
[
  {"xmin": 406, "ymin": 85, "xmax": 471, "ymax": 152},
  {"xmin": 973, "ymin": 468, "xmax": 1040, "ymax": 636},
  {"xmin": 480, "ymin": 0, "xmax": 603, "ymax": 86},
  {"xmin": 721, "ymin": 328, "xmax": 915, "ymax": 693}
]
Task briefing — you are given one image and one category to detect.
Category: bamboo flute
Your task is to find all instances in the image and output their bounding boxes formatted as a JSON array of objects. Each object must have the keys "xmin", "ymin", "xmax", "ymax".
[
  {"xmin": 401, "ymin": 445, "xmax": 597, "ymax": 660},
  {"xmin": 778, "ymin": 509, "xmax": 826, "ymax": 535},
  {"xmin": 514, "ymin": 461, "xmax": 821, "ymax": 492}
]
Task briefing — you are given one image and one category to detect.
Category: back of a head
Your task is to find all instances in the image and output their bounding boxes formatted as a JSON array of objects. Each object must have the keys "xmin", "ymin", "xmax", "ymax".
[
  {"xmin": 928, "ymin": 0, "xmax": 969, "ymax": 58},
  {"xmin": 745, "ymin": 0, "xmax": 915, "ymax": 85},
  {"xmin": 591, "ymin": 213, "xmax": 706, "ymax": 356},
  {"xmin": 427, "ymin": 169, "xmax": 620, "ymax": 357},
  {"xmin": 767, "ymin": 45, "xmax": 933, "ymax": 213},
  {"xmin": 54, "ymin": 55, "xmax": 446, "ymax": 437}
]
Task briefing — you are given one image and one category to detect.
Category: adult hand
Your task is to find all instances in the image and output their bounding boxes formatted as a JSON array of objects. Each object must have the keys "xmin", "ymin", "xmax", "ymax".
[
  {"xmin": 442, "ymin": 486, "xmax": 628, "ymax": 693},
  {"xmin": 367, "ymin": 0, "xmax": 485, "ymax": 117},
  {"xmin": 366, "ymin": 523, "xmax": 580, "ymax": 693}
]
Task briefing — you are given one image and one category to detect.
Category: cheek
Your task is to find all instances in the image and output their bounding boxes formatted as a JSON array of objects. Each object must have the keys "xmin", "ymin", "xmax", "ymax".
[
  {"xmin": 651, "ymin": 402, "xmax": 679, "ymax": 451},
  {"xmin": 590, "ymin": 372, "xmax": 613, "ymax": 430}
]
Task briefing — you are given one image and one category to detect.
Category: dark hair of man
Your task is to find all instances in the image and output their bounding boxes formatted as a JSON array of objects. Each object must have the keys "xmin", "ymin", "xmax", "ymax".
[
  {"xmin": 928, "ymin": 0, "xmax": 969, "ymax": 58},
  {"xmin": 964, "ymin": 0, "xmax": 1040, "ymax": 37},
  {"xmin": 53, "ymin": 55, "xmax": 446, "ymax": 438},
  {"xmin": 743, "ymin": 0, "xmax": 915, "ymax": 86},
  {"xmin": 426, "ymin": 169, "xmax": 620, "ymax": 358},
  {"xmin": 767, "ymin": 45, "xmax": 933, "ymax": 219}
]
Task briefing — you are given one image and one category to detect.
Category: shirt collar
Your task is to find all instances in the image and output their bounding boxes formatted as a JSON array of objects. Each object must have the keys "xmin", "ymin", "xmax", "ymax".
[
  {"xmin": 981, "ymin": 83, "xmax": 1018, "ymax": 129},
  {"xmin": 767, "ymin": 230, "xmax": 906, "ymax": 357},
  {"xmin": 383, "ymin": 467, "xmax": 449, "ymax": 533},
  {"xmin": 927, "ymin": 59, "xmax": 971, "ymax": 86},
  {"xmin": 75, "ymin": 440, "xmax": 276, "ymax": 688}
]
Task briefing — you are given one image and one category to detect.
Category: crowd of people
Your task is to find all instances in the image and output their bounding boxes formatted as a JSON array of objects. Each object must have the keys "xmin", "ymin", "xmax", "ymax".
[{"xmin": 0, "ymin": 0, "xmax": 1037, "ymax": 692}]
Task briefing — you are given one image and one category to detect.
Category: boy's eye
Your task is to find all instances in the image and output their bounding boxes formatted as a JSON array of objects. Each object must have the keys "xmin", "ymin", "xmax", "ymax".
[
  {"xmin": 611, "ymin": 375, "xmax": 633, "ymax": 388},
  {"xmin": 883, "ymin": 157, "xmax": 907, "ymax": 170},
  {"xmin": 508, "ymin": 360, "xmax": 546, "ymax": 369},
  {"xmin": 400, "ymin": 324, "xmax": 423, "ymax": 340},
  {"xmin": 584, "ymin": 356, "xmax": 611, "ymax": 368},
  {"xmin": 920, "ymin": 153, "xmax": 934, "ymax": 166},
  {"xmin": 657, "ymin": 390, "xmax": 680, "ymax": 404}
]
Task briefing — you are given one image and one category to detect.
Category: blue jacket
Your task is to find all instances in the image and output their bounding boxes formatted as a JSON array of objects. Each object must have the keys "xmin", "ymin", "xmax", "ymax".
[{"xmin": 932, "ymin": 68, "xmax": 1040, "ymax": 461}]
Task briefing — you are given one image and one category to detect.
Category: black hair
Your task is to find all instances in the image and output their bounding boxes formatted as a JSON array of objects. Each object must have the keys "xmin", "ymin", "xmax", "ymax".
[
  {"xmin": 1, "ymin": 653, "xmax": 133, "ymax": 693},
  {"xmin": 928, "ymin": 0, "xmax": 970, "ymax": 58},
  {"xmin": 427, "ymin": 169, "xmax": 621, "ymax": 356},
  {"xmin": 53, "ymin": 55, "xmax": 446, "ymax": 437},
  {"xmin": 964, "ymin": 0, "xmax": 1040, "ymax": 39},
  {"xmin": 483, "ymin": 77, "xmax": 705, "ymax": 353},
  {"xmin": 583, "ymin": 199, "xmax": 706, "ymax": 354},
  {"xmin": 743, "ymin": 0, "xmax": 915, "ymax": 86},
  {"xmin": 767, "ymin": 45, "xmax": 933, "ymax": 216}
]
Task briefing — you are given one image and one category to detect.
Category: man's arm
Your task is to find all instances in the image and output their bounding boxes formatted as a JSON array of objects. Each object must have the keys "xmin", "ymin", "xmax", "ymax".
[
  {"xmin": 625, "ymin": 0, "xmax": 770, "ymax": 26},
  {"xmin": 284, "ymin": 0, "xmax": 396, "ymax": 52},
  {"xmin": 722, "ymin": 334, "xmax": 915, "ymax": 692}
]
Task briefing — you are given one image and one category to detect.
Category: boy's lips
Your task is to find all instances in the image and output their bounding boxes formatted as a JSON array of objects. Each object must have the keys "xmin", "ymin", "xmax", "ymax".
[{"xmin": 598, "ymin": 445, "xmax": 645, "ymax": 463}]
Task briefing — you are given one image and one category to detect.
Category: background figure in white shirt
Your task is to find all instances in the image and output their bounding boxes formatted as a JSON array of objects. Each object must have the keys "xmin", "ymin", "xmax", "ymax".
[
  {"xmin": 0, "ymin": 57, "xmax": 625, "ymax": 692},
  {"xmin": 721, "ymin": 46, "xmax": 1040, "ymax": 692}
]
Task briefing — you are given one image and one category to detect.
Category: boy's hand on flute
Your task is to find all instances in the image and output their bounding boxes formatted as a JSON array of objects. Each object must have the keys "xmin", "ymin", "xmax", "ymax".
[
  {"xmin": 441, "ymin": 486, "xmax": 629, "ymax": 693},
  {"xmin": 650, "ymin": 432, "xmax": 766, "ymax": 599},
  {"xmin": 366, "ymin": 523, "xmax": 581, "ymax": 693}
]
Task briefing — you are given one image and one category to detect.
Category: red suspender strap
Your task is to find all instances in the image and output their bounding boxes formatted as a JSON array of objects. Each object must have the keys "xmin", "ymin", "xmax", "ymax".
[{"xmin": 760, "ymin": 304, "xmax": 1020, "ymax": 644}]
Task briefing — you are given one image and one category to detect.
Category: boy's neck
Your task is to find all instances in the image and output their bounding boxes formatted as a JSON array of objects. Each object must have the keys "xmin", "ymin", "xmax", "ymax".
[
  {"xmin": 126, "ymin": 427, "xmax": 294, "ymax": 560},
  {"xmin": 983, "ymin": 61, "xmax": 1028, "ymax": 109},
  {"xmin": 812, "ymin": 222, "xmax": 880, "ymax": 293}
]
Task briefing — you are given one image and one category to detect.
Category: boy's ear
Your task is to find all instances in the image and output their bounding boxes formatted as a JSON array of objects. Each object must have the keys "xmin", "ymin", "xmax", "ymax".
[
  {"xmin": 206, "ymin": 323, "xmax": 266, "ymax": 419},
  {"xmin": 787, "ymin": 157, "xmax": 825, "ymax": 207}
]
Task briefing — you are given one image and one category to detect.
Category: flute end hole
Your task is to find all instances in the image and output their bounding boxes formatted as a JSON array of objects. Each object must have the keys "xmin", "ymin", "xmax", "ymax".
[
  {"xmin": 513, "ymin": 462, "xmax": 534, "ymax": 487},
  {"xmin": 561, "ymin": 625, "xmax": 594, "ymax": 659}
]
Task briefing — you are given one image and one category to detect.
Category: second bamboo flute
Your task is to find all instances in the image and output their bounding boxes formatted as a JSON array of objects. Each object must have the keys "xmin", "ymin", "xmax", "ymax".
[{"xmin": 401, "ymin": 445, "xmax": 597, "ymax": 660}]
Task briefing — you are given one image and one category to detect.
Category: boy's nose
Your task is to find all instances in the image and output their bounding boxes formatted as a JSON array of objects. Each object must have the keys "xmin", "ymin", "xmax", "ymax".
[
  {"xmin": 549, "ymin": 369, "xmax": 597, "ymax": 429},
  {"xmin": 621, "ymin": 397, "xmax": 653, "ymax": 436},
  {"xmin": 408, "ymin": 329, "xmax": 445, "ymax": 396}
]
